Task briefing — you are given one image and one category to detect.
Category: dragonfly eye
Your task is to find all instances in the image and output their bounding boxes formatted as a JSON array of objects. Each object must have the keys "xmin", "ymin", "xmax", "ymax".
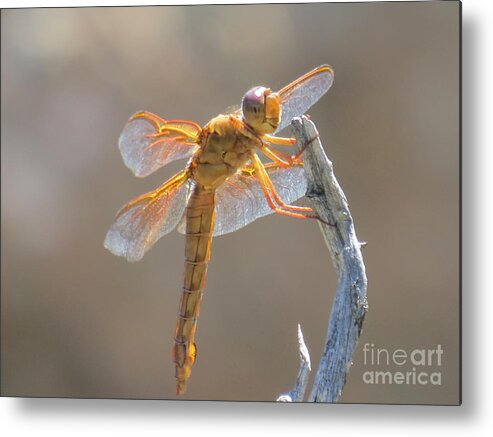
[
  {"xmin": 242, "ymin": 86, "xmax": 267, "ymax": 118},
  {"xmin": 242, "ymin": 86, "xmax": 266, "ymax": 125},
  {"xmin": 242, "ymin": 86, "xmax": 280, "ymax": 134}
]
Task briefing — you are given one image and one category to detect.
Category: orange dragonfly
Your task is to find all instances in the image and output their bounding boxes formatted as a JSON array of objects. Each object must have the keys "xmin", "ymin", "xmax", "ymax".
[{"xmin": 104, "ymin": 65, "xmax": 334, "ymax": 395}]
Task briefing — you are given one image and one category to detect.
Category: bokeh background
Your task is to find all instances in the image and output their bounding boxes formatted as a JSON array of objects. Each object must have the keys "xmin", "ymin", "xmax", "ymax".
[{"xmin": 1, "ymin": 2, "xmax": 459, "ymax": 404}]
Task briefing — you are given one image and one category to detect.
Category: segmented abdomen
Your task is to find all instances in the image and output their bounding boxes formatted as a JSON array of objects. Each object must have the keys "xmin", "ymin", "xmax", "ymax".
[{"xmin": 173, "ymin": 184, "xmax": 215, "ymax": 395}]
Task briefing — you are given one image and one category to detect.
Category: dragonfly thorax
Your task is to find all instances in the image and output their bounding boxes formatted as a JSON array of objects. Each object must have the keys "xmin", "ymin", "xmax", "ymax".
[{"xmin": 192, "ymin": 115, "xmax": 261, "ymax": 189}]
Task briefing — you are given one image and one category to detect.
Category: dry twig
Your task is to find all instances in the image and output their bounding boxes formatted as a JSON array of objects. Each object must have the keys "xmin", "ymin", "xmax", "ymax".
[
  {"xmin": 277, "ymin": 116, "xmax": 368, "ymax": 403},
  {"xmin": 277, "ymin": 324, "xmax": 311, "ymax": 402}
]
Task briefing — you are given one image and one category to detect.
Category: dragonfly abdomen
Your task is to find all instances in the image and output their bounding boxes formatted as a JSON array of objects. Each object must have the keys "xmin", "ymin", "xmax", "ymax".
[{"xmin": 173, "ymin": 184, "xmax": 215, "ymax": 395}]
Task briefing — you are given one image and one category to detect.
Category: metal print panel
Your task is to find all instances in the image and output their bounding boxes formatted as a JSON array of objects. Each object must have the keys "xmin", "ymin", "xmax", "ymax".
[{"xmin": 1, "ymin": 1, "xmax": 460, "ymax": 404}]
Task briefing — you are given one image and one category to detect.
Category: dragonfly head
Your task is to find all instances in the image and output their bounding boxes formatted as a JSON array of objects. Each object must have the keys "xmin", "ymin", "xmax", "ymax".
[{"xmin": 241, "ymin": 86, "xmax": 281, "ymax": 134}]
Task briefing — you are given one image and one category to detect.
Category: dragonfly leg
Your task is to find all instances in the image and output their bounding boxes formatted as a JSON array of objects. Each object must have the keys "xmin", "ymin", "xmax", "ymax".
[
  {"xmin": 263, "ymin": 131, "xmax": 321, "ymax": 164},
  {"xmin": 292, "ymin": 132, "xmax": 321, "ymax": 161},
  {"xmin": 264, "ymin": 134, "xmax": 297, "ymax": 147},
  {"xmin": 261, "ymin": 144, "xmax": 300, "ymax": 168},
  {"xmin": 251, "ymin": 153, "xmax": 317, "ymax": 219}
]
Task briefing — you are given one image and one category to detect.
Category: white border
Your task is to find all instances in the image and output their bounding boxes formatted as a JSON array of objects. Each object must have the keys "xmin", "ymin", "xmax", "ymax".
[{"xmin": 2, "ymin": 0, "xmax": 492, "ymax": 435}]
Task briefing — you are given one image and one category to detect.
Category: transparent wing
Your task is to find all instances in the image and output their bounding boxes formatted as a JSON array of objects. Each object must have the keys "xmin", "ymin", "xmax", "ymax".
[
  {"xmin": 213, "ymin": 164, "xmax": 307, "ymax": 236},
  {"xmin": 276, "ymin": 65, "xmax": 334, "ymax": 132},
  {"xmin": 223, "ymin": 104, "xmax": 241, "ymax": 116},
  {"xmin": 119, "ymin": 111, "xmax": 201, "ymax": 177},
  {"xmin": 176, "ymin": 164, "xmax": 307, "ymax": 237},
  {"xmin": 104, "ymin": 170, "xmax": 193, "ymax": 262}
]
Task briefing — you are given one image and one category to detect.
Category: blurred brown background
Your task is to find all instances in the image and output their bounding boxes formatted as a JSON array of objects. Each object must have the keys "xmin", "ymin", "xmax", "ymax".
[{"xmin": 1, "ymin": 2, "xmax": 459, "ymax": 404}]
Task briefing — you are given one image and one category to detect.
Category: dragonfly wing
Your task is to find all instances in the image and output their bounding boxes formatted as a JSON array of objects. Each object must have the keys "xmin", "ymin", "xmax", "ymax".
[
  {"xmin": 119, "ymin": 111, "xmax": 201, "ymax": 177},
  {"xmin": 224, "ymin": 104, "xmax": 241, "ymax": 116},
  {"xmin": 276, "ymin": 65, "xmax": 334, "ymax": 133},
  {"xmin": 210, "ymin": 164, "xmax": 307, "ymax": 237},
  {"xmin": 104, "ymin": 170, "xmax": 194, "ymax": 262}
]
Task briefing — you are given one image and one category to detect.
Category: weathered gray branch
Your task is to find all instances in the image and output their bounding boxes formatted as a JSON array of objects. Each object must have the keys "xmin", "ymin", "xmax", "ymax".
[
  {"xmin": 285, "ymin": 116, "xmax": 368, "ymax": 403},
  {"xmin": 276, "ymin": 324, "xmax": 311, "ymax": 402}
]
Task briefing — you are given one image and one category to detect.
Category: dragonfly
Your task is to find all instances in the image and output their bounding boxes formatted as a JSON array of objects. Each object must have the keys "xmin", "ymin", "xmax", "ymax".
[{"xmin": 104, "ymin": 65, "xmax": 334, "ymax": 395}]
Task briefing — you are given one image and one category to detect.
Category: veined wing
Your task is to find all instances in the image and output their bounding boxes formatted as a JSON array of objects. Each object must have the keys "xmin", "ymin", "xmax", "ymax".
[
  {"xmin": 213, "ymin": 164, "xmax": 307, "ymax": 236},
  {"xmin": 177, "ymin": 164, "xmax": 307, "ymax": 237},
  {"xmin": 104, "ymin": 170, "xmax": 194, "ymax": 262},
  {"xmin": 119, "ymin": 111, "xmax": 201, "ymax": 177},
  {"xmin": 276, "ymin": 65, "xmax": 334, "ymax": 132}
]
